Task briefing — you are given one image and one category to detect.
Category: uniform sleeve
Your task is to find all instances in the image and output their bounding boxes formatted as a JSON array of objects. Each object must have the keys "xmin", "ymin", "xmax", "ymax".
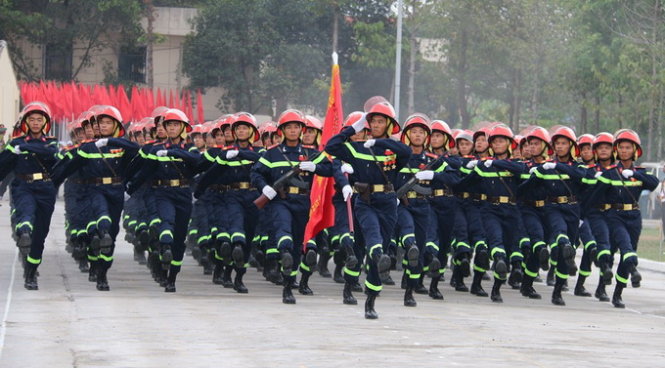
[
  {"xmin": 634, "ymin": 169, "xmax": 659, "ymax": 191},
  {"xmin": 51, "ymin": 146, "xmax": 85, "ymax": 187},
  {"xmin": 108, "ymin": 138, "xmax": 140, "ymax": 157},
  {"xmin": 374, "ymin": 139, "xmax": 411, "ymax": 168},
  {"xmin": 312, "ymin": 152, "xmax": 333, "ymax": 177},
  {"xmin": 167, "ymin": 147, "xmax": 201, "ymax": 167},
  {"xmin": 492, "ymin": 159, "xmax": 526, "ymax": 174},
  {"xmin": 126, "ymin": 148, "xmax": 159, "ymax": 194},
  {"xmin": 194, "ymin": 163, "xmax": 225, "ymax": 198},
  {"xmin": 332, "ymin": 159, "xmax": 349, "ymax": 188},
  {"xmin": 250, "ymin": 152, "xmax": 272, "ymax": 191},
  {"xmin": 0, "ymin": 149, "xmax": 17, "ymax": 181},
  {"xmin": 553, "ymin": 162, "xmax": 587, "ymax": 180},
  {"xmin": 432, "ymin": 161, "xmax": 461, "ymax": 187},
  {"xmin": 324, "ymin": 126, "xmax": 354, "ymax": 162}
]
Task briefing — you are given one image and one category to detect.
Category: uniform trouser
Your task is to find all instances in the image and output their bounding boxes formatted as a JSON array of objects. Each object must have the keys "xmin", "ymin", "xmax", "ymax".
[
  {"xmin": 354, "ymin": 192, "xmax": 398, "ymax": 296},
  {"xmin": 86, "ymin": 185, "xmax": 124, "ymax": 268},
  {"xmin": 578, "ymin": 220, "xmax": 597, "ymax": 277},
  {"xmin": 331, "ymin": 195, "xmax": 364, "ymax": 285},
  {"xmin": 521, "ymin": 206, "xmax": 548, "ymax": 278},
  {"xmin": 509, "ymin": 214, "xmax": 529, "ymax": 265},
  {"xmin": 544, "ymin": 203, "xmax": 580, "ymax": 280},
  {"xmin": 130, "ymin": 187, "xmax": 149, "ymax": 234},
  {"xmin": 270, "ymin": 194, "xmax": 310, "ymax": 283},
  {"xmin": 256, "ymin": 209, "xmax": 275, "ymax": 259},
  {"xmin": 190, "ymin": 191, "xmax": 212, "ymax": 258},
  {"xmin": 225, "ymin": 189, "xmax": 260, "ymax": 273},
  {"xmin": 481, "ymin": 202, "xmax": 521, "ymax": 280},
  {"xmin": 587, "ymin": 211, "xmax": 612, "ymax": 268},
  {"xmin": 210, "ymin": 190, "xmax": 230, "ymax": 261},
  {"xmin": 453, "ymin": 200, "xmax": 489, "ymax": 273},
  {"xmin": 155, "ymin": 187, "xmax": 193, "ymax": 274},
  {"xmin": 10, "ymin": 180, "xmax": 56, "ymax": 264},
  {"xmin": 606, "ymin": 210, "xmax": 641, "ymax": 286},
  {"xmin": 397, "ymin": 199, "xmax": 430, "ymax": 288},
  {"xmin": 142, "ymin": 186, "xmax": 160, "ymax": 238},
  {"xmin": 429, "ymin": 196, "xmax": 459, "ymax": 278}
]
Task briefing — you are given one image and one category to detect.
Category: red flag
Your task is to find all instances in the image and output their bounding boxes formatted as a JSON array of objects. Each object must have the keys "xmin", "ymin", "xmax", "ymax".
[
  {"xmin": 130, "ymin": 86, "xmax": 142, "ymax": 122},
  {"xmin": 156, "ymin": 88, "xmax": 166, "ymax": 107},
  {"xmin": 168, "ymin": 90, "xmax": 175, "ymax": 108},
  {"xmin": 302, "ymin": 55, "xmax": 344, "ymax": 249},
  {"xmin": 117, "ymin": 85, "xmax": 132, "ymax": 122},
  {"xmin": 184, "ymin": 89, "xmax": 193, "ymax": 120},
  {"xmin": 196, "ymin": 89, "xmax": 204, "ymax": 124},
  {"xmin": 143, "ymin": 88, "xmax": 154, "ymax": 117}
]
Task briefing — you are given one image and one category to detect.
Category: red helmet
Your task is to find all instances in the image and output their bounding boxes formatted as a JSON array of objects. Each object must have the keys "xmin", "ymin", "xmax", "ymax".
[
  {"xmin": 232, "ymin": 112, "xmax": 260, "ymax": 143},
  {"xmin": 365, "ymin": 101, "xmax": 400, "ymax": 135},
  {"xmin": 211, "ymin": 114, "xmax": 234, "ymax": 136},
  {"xmin": 94, "ymin": 105, "xmax": 125, "ymax": 138},
  {"xmin": 344, "ymin": 111, "xmax": 367, "ymax": 131},
  {"xmin": 401, "ymin": 113, "xmax": 431, "ymax": 146},
  {"xmin": 488, "ymin": 124, "xmax": 518, "ymax": 150},
  {"xmin": 161, "ymin": 108, "xmax": 192, "ymax": 133},
  {"xmin": 551, "ymin": 126, "xmax": 579, "ymax": 157},
  {"xmin": 613, "ymin": 128, "xmax": 642, "ymax": 158},
  {"xmin": 515, "ymin": 134, "xmax": 526, "ymax": 148},
  {"xmin": 577, "ymin": 134, "xmax": 594, "ymax": 147},
  {"xmin": 592, "ymin": 132, "xmax": 614, "ymax": 148},
  {"xmin": 455, "ymin": 129, "xmax": 474, "ymax": 144},
  {"xmin": 261, "ymin": 122, "xmax": 278, "ymax": 135},
  {"xmin": 431, "ymin": 119, "xmax": 455, "ymax": 149},
  {"xmin": 473, "ymin": 125, "xmax": 492, "ymax": 142},
  {"xmin": 20, "ymin": 101, "xmax": 52, "ymax": 135},
  {"xmin": 151, "ymin": 106, "xmax": 170, "ymax": 126},
  {"xmin": 305, "ymin": 115, "xmax": 322, "ymax": 131},
  {"xmin": 277, "ymin": 109, "xmax": 306, "ymax": 137},
  {"xmin": 526, "ymin": 126, "xmax": 553, "ymax": 155},
  {"xmin": 191, "ymin": 124, "xmax": 206, "ymax": 135}
]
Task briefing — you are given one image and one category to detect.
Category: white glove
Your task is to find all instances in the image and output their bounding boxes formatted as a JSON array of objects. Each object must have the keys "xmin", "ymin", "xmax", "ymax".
[
  {"xmin": 396, "ymin": 198, "xmax": 401, "ymax": 206},
  {"xmin": 484, "ymin": 160, "xmax": 494, "ymax": 168},
  {"xmin": 351, "ymin": 117, "xmax": 366, "ymax": 133},
  {"xmin": 529, "ymin": 167, "xmax": 538, "ymax": 175},
  {"xmin": 579, "ymin": 220, "xmax": 584, "ymax": 227},
  {"xmin": 156, "ymin": 150, "xmax": 168, "ymax": 157},
  {"xmin": 124, "ymin": 192, "xmax": 131, "ymax": 201},
  {"xmin": 363, "ymin": 139, "xmax": 376, "ymax": 149},
  {"xmin": 95, "ymin": 138, "xmax": 108, "ymax": 148},
  {"xmin": 622, "ymin": 169, "xmax": 634, "ymax": 179},
  {"xmin": 415, "ymin": 170, "xmax": 434, "ymax": 181},
  {"xmin": 594, "ymin": 171, "xmax": 603, "ymax": 178},
  {"xmin": 262, "ymin": 185, "xmax": 277, "ymax": 200},
  {"xmin": 341, "ymin": 163, "xmax": 354, "ymax": 174},
  {"xmin": 225, "ymin": 150, "xmax": 239, "ymax": 159},
  {"xmin": 12, "ymin": 146, "xmax": 22, "ymax": 155},
  {"xmin": 466, "ymin": 160, "xmax": 478, "ymax": 169},
  {"xmin": 542, "ymin": 162, "xmax": 556, "ymax": 170},
  {"xmin": 342, "ymin": 185, "xmax": 353, "ymax": 201},
  {"xmin": 299, "ymin": 161, "xmax": 316, "ymax": 172}
]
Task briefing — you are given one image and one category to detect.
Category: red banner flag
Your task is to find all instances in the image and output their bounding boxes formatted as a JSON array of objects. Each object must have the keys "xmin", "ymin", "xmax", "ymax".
[
  {"xmin": 196, "ymin": 89, "xmax": 204, "ymax": 124},
  {"xmin": 156, "ymin": 88, "xmax": 166, "ymax": 107},
  {"xmin": 302, "ymin": 54, "xmax": 344, "ymax": 250}
]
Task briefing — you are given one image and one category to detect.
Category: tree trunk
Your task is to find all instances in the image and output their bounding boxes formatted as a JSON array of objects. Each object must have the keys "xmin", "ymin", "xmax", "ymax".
[
  {"xmin": 456, "ymin": 29, "xmax": 470, "ymax": 129},
  {"xmin": 594, "ymin": 93, "xmax": 601, "ymax": 133},
  {"xmin": 580, "ymin": 92, "xmax": 588, "ymax": 133},
  {"xmin": 509, "ymin": 68, "xmax": 522, "ymax": 132}
]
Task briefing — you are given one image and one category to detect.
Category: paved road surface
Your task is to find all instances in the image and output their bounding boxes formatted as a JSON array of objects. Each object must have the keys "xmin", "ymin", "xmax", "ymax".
[{"xmin": 0, "ymin": 199, "xmax": 664, "ymax": 367}]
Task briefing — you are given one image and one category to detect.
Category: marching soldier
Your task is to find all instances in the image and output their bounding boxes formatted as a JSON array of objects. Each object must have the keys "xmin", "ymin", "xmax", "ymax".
[
  {"xmin": 0, "ymin": 102, "xmax": 59, "ymax": 290},
  {"xmin": 325, "ymin": 100, "xmax": 411, "ymax": 319}
]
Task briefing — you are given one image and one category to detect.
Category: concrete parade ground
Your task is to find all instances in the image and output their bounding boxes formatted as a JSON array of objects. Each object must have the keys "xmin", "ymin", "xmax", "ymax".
[{"xmin": 0, "ymin": 198, "xmax": 663, "ymax": 367}]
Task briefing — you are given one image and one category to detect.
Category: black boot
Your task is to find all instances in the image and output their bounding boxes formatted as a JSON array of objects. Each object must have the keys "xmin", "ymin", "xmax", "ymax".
[
  {"xmin": 428, "ymin": 275, "xmax": 443, "ymax": 300},
  {"xmin": 78, "ymin": 258, "xmax": 89, "ymax": 273},
  {"xmin": 574, "ymin": 275, "xmax": 592, "ymax": 297},
  {"xmin": 298, "ymin": 273, "xmax": 314, "ymax": 295},
  {"xmin": 546, "ymin": 267, "xmax": 555, "ymax": 286},
  {"xmin": 212, "ymin": 262, "xmax": 224, "ymax": 284},
  {"xmin": 595, "ymin": 279, "xmax": 610, "ymax": 302},
  {"xmin": 158, "ymin": 269, "xmax": 168, "ymax": 287},
  {"xmin": 96, "ymin": 263, "xmax": 110, "ymax": 291},
  {"xmin": 365, "ymin": 294, "xmax": 378, "ymax": 319},
  {"xmin": 164, "ymin": 270, "xmax": 178, "ymax": 292},
  {"xmin": 333, "ymin": 263, "xmax": 345, "ymax": 284},
  {"xmin": 600, "ymin": 260, "xmax": 613, "ymax": 285},
  {"xmin": 222, "ymin": 265, "xmax": 233, "ymax": 288},
  {"xmin": 282, "ymin": 280, "xmax": 296, "ymax": 304},
  {"xmin": 231, "ymin": 244, "xmax": 244, "ymax": 267},
  {"xmin": 24, "ymin": 262, "xmax": 38, "ymax": 290},
  {"xmin": 343, "ymin": 282, "xmax": 357, "ymax": 305},
  {"xmin": 233, "ymin": 270, "xmax": 248, "ymax": 294},
  {"xmin": 611, "ymin": 283, "xmax": 625, "ymax": 308},
  {"xmin": 539, "ymin": 247, "xmax": 550, "ymax": 271},
  {"xmin": 459, "ymin": 255, "xmax": 471, "ymax": 277},
  {"xmin": 507, "ymin": 261, "xmax": 523, "ymax": 289},
  {"xmin": 372, "ymin": 251, "xmax": 392, "ymax": 281},
  {"xmin": 317, "ymin": 252, "xmax": 332, "ymax": 278},
  {"xmin": 520, "ymin": 276, "xmax": 541, "ymax": 299},
  {"xmin": 404, "ymin": 287, "xmax": 417, "ymax": 307},
  {"xmin": 470, "ymin": 271, "xmax": 488, "ymax": 297},
  {"xmin": 551, "ymin": 277, "xmax": 566, "ymax": 306},
  {"xmin": 630, "ymin": 267, "xmax": 642, "ymax": 288},
  {"xmin": 490, "ymin": 279, "xmax": 504, "ymax": 303},
  {"xmin": 561, "ymin": 244, "xmax": 578, "ymax": 276},
  {"xmin": 414, "ymin": 274, "xmax": 428, "ymax": 295},
  {"xmin": 454, "ymin": 266, "xmax": 469, "ymax": 292},
  {"xmin": 400, "ymin": 272, "xmax": 407, "ymax": 290},
  {"xmin": 493, "ymin": 257, "xmax": 508, "ymax": 280}
]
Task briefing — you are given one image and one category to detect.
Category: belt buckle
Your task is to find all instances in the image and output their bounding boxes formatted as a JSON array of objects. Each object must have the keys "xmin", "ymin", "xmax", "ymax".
[
  {"xmin": 238, "ymin": 182, "xmax": 250, "ymax": 189},
  {"xmin": 407, "ymin": 192, "xmax": 417, "ymax": 199},
  {"xmin": 480, "ymin": 194, "xmax": 487, "ymax": 201},
  {"xmin": 535, "ymin": 200, "xmax": 544, "ymax": 207},
  {"xmin": 557, "ymin": 196, "xmax": 568, "ymax": 204},
  {"xmin": 32, "ymin": 173, "xmax": 43, "ymax": 180},
  {"xmin": 374, "ymin": 184, "xmax": 384, "ymax": 192},
  {"xmin": 288, "ymin": 186, "xmax": 299, "ymax": 194},
  {"xmin": 462, "ymin": 192, "xmax": 470, "ymax": 199},
  {"xmin": 624, "ymin": 204, "xmax": 633, "ymax": 211},
  {"xmin": 170, "ymin": 179, "xmax": 180, "ymax": 186},
  {"xmin": 434, "ymin": 189, "xmax": 443, "ymax": 196},
  {"xmin": 499, "ymin": 196, "xmax": 509, "ymax": 204},
  {"xmin": 602, "ymin": 204, "xmax": 610, "ymax": 211},
  {"xmin": 102, "ymin": 177, "xmax": 112, "ymax": 185}
]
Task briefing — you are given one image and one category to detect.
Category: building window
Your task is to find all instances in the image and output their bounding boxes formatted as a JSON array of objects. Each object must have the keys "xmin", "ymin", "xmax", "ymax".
[
  {"xmin": 118, "ymin": 46, "xmax": 146, "ymax": 83},
  {"xmin": 44, "ymin": 43, "xmax": 72, "ymax": 81}
]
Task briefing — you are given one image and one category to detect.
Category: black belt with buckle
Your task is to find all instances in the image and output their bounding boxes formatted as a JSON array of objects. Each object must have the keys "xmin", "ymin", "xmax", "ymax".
[
  {"xmin": 611, "ymin": 203, "xmax": 639, "ymax": 211},
  {"xmin": 488, "ymin": 196, "xmax": 516, "ymax": 205},
  {"xmin": 16, "ymin": 172, "xmax": 50, "ymax": 183},
  {"xmin": 152, "ymin": 179, "xmax": 191, "ymax": 187},
  {"xmin": 547, "ymin": 195, "xmax": 577, "ymax": 204}
]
